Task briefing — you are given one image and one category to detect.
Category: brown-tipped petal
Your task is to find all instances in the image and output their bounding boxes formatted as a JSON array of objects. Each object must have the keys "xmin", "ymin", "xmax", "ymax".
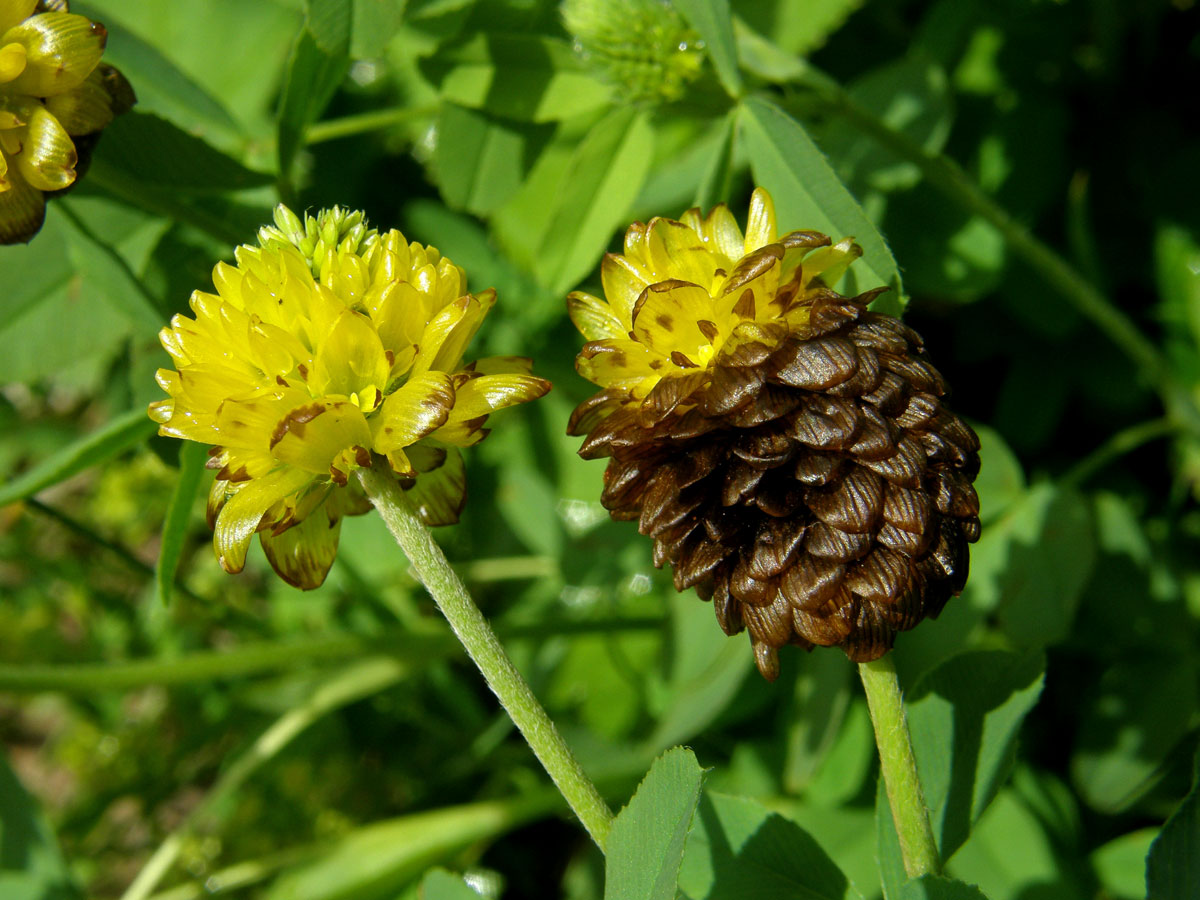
[
  {"xmin": 774, "ymin": 336, "xmax": 860, "ymax": 390},
  {"xmin": 260, "ymin": 502, "xmax": 342, "ymax": 590}
]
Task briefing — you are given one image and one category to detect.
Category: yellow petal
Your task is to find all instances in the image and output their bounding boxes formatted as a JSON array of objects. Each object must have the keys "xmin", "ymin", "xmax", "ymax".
[
  {"xmin": 371, "ymin": 371, "xmax": 455, "ymax": 455},
  {"xmin": 310, "ymin": 308, "xmax": 390, "ymax": 405},
  {"xmin": 744, "ymin": 187, "xmax": 777, "ymax": 253},
  {"xmin": 5, "ymin": 12, "xmax": 106, "ymax": 97},
  {"xmin": 44, "ymin": 66, "xmax": 113, "ymax": 135},
  {"xmin": 260, "ymin": 500, "xmax": 343, "ymax": 590},
  {"xmin": 630, "ymin": 281, "xmax": 717, "ymax": 363},
  {"xmin": 409, "ymin": 295, "xmax": 468, "ymax": 379},
  {"xmin": 0, "ymin": 40, "xmax": 26, "ymax": 82},
  {"xmin": 717, "ymin": 245, "xmax": 783, "ymax": 324},
  {"xmin": 369, "ymin": 280, "xmax": 425, "ymax": 359},
  {"xmin": 269, "ymin": 399, "xmax": 373, "ymax": 480},
  {"xmin": 213, "ymin": 467, "xmax": 312, "ymax": 574},
  {"xmin": 214, "ymin": 387, "xmax": 307, "ymax": 451},
  {"xmin": 0, "ymin": 1, "xmax": 37, "ymax": 38},
  {"xmin": 568, "ymin": 289, "xmax": 625, "ymax": 342},
  {"xmin": 431, "ymin": 289, "xmax": 496, "ymax": 375},
  {"xmin": 575, "ymin": 338, "xmax": 665, "ymax": 389},
  {"xmin": 14, "ymin": 104, "xmax": 76, "ymax": 191},
  {"xmin": 699, "ymin": 203, "xmax": 745, "ymax": 263},
  {"xmin": 801, "ymin": 238, "xmax": 862, "ymax": 289},
  {"xmin": 599, "ymin": 254, "xmax": 647, "ymax": 329},
  {"xmin": 445, "ymin": 373, "xmax": 550, "ymax": 421},
  {"xmin": 647, "ymin": 217, "xmax": 724, "ymax": 289}
]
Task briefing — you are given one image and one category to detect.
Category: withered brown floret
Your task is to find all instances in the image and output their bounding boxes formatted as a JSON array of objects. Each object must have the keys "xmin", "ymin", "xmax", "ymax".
[{"xmin": 567, "ymin": 197, "xmax": 980, "ymax": 679}]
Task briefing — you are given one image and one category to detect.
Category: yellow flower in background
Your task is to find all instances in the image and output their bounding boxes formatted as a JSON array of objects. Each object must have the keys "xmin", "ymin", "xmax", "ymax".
[
  {"xmin": 0, "ymin": 0, "xmax": 134, "ymax": 243},
  {"xmin": 150, "ymin": 206, "xmax": 551, "ymax": 589},
  {"xmin": 568, "ymin": 188, "xmax": 980, "ymax": 679}
]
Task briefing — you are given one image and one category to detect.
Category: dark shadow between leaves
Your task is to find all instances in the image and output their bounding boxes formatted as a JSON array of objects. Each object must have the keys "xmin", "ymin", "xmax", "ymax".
[{"xmin": 688, "ymin": 793, "xmax": 851, "ymax": 900}]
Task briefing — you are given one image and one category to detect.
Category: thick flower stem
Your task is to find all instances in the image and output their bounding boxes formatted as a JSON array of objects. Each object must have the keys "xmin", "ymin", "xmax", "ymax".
[
  {"xmin": 858, "ymin": 655, "xmax": 941, "ymax": 878},
  {"xmin": 357, "ymin": 458, "xmax": 615, "ymax": 850}
]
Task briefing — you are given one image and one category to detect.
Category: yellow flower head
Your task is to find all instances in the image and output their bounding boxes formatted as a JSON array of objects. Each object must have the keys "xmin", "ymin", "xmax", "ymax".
[
  {"xmin": 0, "ymin": 0, "xmax": 133, "ymax": 243},
  {"xmin": 568, "ymin": 187, "xmax": 869, "ymax": 423},
  {"xmin": 150, "ymin": 205, "xmax": 551, "ymax": 589}
]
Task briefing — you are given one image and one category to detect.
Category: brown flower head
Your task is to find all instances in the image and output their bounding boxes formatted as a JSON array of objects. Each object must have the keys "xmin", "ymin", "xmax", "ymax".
[{"xmin": 567, "ymin": 188, "xmax": 981, "ymax": 680}]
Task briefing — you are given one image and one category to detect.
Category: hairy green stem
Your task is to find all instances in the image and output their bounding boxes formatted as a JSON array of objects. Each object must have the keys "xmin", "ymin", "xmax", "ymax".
[
  {"xmin": 796, "ymin": 75, "xmax": 1200, "ymax": 438},
  {"xmin": 120, "ymin": 658, "xmax": 408, "ymax": 900},
  {"xmin": 357, "ymin": 457, "xmax": 614, "ymax": 850},
  {"xmin": 858, "ymin": 655, "xmax": 941, "ymax": 878}
]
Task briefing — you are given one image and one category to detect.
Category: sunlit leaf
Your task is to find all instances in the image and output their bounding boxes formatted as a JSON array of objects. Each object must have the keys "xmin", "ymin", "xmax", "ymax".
[
  {"xmin": 605, "ymin": 747, "xmax": 704, "ymax": 900},
  {"xmin": 738, "ymin": 94, "xmax": 904, "ymax": 311}
]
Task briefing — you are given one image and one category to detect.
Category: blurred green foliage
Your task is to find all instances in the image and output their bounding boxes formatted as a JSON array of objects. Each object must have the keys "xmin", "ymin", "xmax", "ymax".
[{"xmin": 1, "ymin": 0, "xmax": 1199, "ymax": 898}]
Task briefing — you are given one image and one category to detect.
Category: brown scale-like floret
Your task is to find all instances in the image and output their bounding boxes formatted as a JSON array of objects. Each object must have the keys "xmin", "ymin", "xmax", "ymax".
[{"xmin": 568, "ymin": 288, "xmax": 981, "ymax": 680}]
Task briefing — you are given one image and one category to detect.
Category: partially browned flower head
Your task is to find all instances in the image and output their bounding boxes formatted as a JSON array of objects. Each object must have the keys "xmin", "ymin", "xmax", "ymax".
[
  {"xmin": 0, "ymin": 0, "xmax": 134, "ymax": 243},
  {"xmin": 567, "ymin": 188, "xmax": 981, "ymax": 680}
]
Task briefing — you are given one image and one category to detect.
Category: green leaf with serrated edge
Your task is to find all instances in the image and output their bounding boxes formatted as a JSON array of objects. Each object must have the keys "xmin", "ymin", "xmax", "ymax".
[
  {"xmin": 277, "ymin": 0, "xmax": 353, "ymax": 175},
  {"xmin": 156, "ymin": 440, "xmax": 208, "ymax": 606},
  {"xmin": 898, "ymin": 876, "xmax": 990, "ymax": 900},
  {"xmin": 421, "ymin": 34, "xmax": 612, "ymax": 123},
  {"xmin": 674, "ymin": 0, "xmax": 742, "ymax": 98},
  {"xmin": 266, "ymin": 791, "xmax": 559, "ymax": 900},
  {"xmin": 0, "ymin": 409, "xmax": 157, "ymax": 509},
  {"xmin": 905, "ymin": 650, "xmax": 1045, "ymax": 860},
  {"xmin": 693, "ymin": 108, "xmax": 737, "ymax": 212},
  {"xmin": 1072, "ymin": 655, "xmax": 1199, "ymax": 814},
  {"xmin": 681, "ymin": 791, "xmax": 861, "ymax": 900},
  {"xmin": 1147, "ymin": 750, "xmax": 1199, "ymax": 900},
  {"xmin": 91, "ymin": 112, "xmax": 274, "ymax": 192},
  {"xmin": 604, "ymin": 748, "xmax": 704, "ymax": 900},
  {"xmin": 0, "ymin": 747, "xmax": 81, "ymax": 898},
  {"xmin": 419, "ymin": 868, "xmax": 486, "ymax": 900},
  {"xmin": 738, "ymin": 95, "xmax": 904, "ymax": 313}
]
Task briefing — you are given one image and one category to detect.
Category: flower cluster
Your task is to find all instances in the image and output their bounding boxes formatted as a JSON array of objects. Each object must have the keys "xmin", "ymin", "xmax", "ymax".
[
  {"xmin": 568, "ymin": 188, "xmax": 981, "ymax": 679},
  {"xmin": 562, "ymin": 0, "xmax": 702, "ymax": 105},
  {"xmin": 0, "ymin": 0, "xmax": 132, "ymax": 243},
  {"xmin": 150, "ymin": 206, "xmax": 550, "ymax": 589}
]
